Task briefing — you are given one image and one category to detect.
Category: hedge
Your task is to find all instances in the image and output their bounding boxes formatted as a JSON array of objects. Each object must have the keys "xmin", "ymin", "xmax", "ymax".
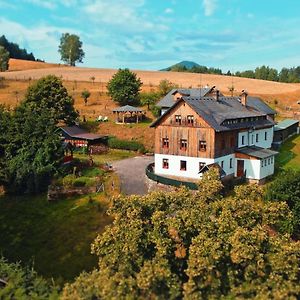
[{"xmin": 108, "ymin": 137, "xmax": 145, "ymax": 153}]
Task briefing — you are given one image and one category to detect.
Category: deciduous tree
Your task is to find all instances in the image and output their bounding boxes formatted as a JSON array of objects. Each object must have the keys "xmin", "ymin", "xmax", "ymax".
[
  {"xmin": 58, "ymin": 33, "xmax": 84, "ymax": 66},
  {"xmin": 81, "ymin": 89, "xmax": 91, "ymax": 106},
  {"xmin": 107, "ymin": 69, "xmax": 142, "ymax": 106}
]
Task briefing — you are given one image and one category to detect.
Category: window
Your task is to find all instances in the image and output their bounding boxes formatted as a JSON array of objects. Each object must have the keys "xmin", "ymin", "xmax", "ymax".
[
  {"xmin": 162, "ymin": 159, "xmax": 169, "ymax": 169},
  {"xmin": 199, "ymin": 162, "xmax": 206, "ymax": 172},
  {"xmin": 268, "ymin": 158, "xmax": 270, "ymax": 165},
  {"xmin": 271, "ymin": 156, "xmax": 273, "ymax": 163},
  {"xmin": 180, "ymin": 139, "xmax": 188, "ymax": 150},
  {"xmin": 175, "ymin": 115, "xmax": 182, "ymax": 125},
  {"xmin": 256, "ymin": 133, "xmax": 259, "ymax": 143},
  {"xmin": 264, "ymin": 159, "xmax": 267, "ymax": 167},
  {"xmin": 162, "ymin": 138, "xmax": 169, "ymax": 148},
  {"xmin": 265, "ymin": 131, "xmax": 267, "ymax": 141},
  {"xmin": 241, "ymin": 135, "xmax": 245, "ymax": 145},
  {"xmin": 180, "ymin": 160, "xmax": 187, "ymax": 171},
  {"xmin": 187, "ymin": 115, "xmax": 194, "ymax": 125},
  {"xmin": 199, "ymin": 140, "xmax": 207, "ymax": 151},
  {"xmin": 221, "ymin": 161, "xmax": 224, "ymax": 169},
  {"xmin": 230, "ymin": 158, "xmax": 233, "ymax": 168},
  {"xmin": 261, "ymin": 160, "xmax": 264, "ymax": 168}
]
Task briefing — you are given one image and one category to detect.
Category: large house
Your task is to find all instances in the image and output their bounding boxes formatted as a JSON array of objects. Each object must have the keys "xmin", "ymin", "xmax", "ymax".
[{"xmin": 151, "ymin": 89, "xmax": 277, "ymax": 184}]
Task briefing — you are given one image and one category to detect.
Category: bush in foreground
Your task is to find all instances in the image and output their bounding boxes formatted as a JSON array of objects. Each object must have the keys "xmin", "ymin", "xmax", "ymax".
[
  {"xmin": 62, "ymin": 170, "xmax": 300, "ymax": 299},
  {"xmin": 0, "ymin": 258, "xmax": 59, "ymax": 299}
]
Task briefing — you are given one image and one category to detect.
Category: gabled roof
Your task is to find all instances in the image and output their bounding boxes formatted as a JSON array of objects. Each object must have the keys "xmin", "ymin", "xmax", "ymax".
[
  {"xmin": 112, "ymin": 105, "xmax": 143, "ymax": 113},
  {"xmin": 274, "ymin": 119, "xmax": 299, "ymax": 131},
  {"xmin": 236, "ymin": 146, "xmax": 278, "ymax": 159},
  {"xmin": 151, "ymin": 96, "xmax": 275, "ymax": 132},
  {"xmin": 156, "ymin": 87, "xmax": 216, "ymax": 108},
  {"xmin": 60, "ymin": 125, "xmax": 106, "ymax": 141},
  {"xmin": 247, "ymin": 97, "xmax": 276, "ymax": 115}
]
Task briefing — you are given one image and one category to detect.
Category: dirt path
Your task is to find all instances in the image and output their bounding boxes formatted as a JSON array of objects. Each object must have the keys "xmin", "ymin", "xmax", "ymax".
[{"xmin": 112, "ymin": 156, "xmax": 154, "ymax": 195}]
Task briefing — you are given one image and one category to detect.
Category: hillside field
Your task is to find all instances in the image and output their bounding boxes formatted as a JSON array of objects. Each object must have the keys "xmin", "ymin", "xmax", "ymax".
[{"xmin": 1, "ymin": 59, "xmax": 300, "ymax": 150}]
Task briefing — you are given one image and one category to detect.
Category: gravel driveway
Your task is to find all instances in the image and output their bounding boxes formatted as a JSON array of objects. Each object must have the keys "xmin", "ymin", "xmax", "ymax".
[{"xmin": 112, "ymin": 156, "xmax": 154, "ymax": 195}]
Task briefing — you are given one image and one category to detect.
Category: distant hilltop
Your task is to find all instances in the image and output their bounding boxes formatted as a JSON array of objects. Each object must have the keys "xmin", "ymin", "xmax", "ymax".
[{"xmin": 161, "ymin": 61, "xmax": 201, "ymax": 71}]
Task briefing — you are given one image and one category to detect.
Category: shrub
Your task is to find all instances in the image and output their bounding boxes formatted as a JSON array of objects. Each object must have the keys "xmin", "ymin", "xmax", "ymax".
[
  {"xmin": 62, "ymin": 174, "xmax": 76, "ymax": 187},
  {"xmin": 73, "ymin": 176, "xmax": 95, "ymax": 187},
  {"xmin": 108, "ymin": 137, "xmax": 145, "ymax": 153},
  {"xmin": 150, "ymin": 105, "xmax": 161, "ymax": 117}
]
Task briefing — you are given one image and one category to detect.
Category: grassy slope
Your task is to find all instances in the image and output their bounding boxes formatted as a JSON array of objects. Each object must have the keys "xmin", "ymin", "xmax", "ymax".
[
  {"xmin": 0, "ymin": 194, "xmax": 111, "ymax": 285},
  {"xmin": 0, "ymin": 152, "xmax": 133, "ymax": 285},
  {"xmin": 276, "ymin": 134, "xmax": 300, "ymax": 170}
]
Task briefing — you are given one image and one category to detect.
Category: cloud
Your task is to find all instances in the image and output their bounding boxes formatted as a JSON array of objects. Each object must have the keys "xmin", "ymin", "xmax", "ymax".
[
  {"xmin": 82, "ymin": 0, "xmax": 168, "ymax": 33},
  {"xmin": 23, "ymin": 0, "xmax": 56, "ymax": 9},
  {"xmin": 165, "ymin": 8, "xmax": 174, "ymax": 14},
  {"xmin": 0, "ymin": 17, "xmax": 79, "ymax": 62},
  {"xmin": 202, "ymin": 0, "xmax": 217, "ymax": 16}
]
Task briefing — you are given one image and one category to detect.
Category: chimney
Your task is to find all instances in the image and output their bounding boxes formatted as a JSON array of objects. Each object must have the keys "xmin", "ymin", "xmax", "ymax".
[{"xmin": 240, "ymin": 90, "xmax": 248, "ymax": 106}]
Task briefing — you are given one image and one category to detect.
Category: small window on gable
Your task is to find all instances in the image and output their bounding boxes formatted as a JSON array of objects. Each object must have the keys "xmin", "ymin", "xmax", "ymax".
[
  {"xmin": 180, "ymin": 139, "xmax": 187, "ymax": 150},
  {"xmin": 199, "ymin": 140, "xmax": 207, "ymax": 151},
  {"xmin": 221, "ymin": 161, "xmax": 224, "ymax": 169},
  {"xmin": 162, "ymin": 158, "xmax": 169, "ymax": 169},
  {"xmin": 175, "ymin": 115, "xmax": 182, "ymax": 125},
  {"xmin": 230, "ymin": 158, "xmax": 233, "ymax": 168},
  {"xmin": 265, "ymin": 132, "xmax": 267, "ymax": 141},
  {"xmin": 256, "ymin": 133, "xmax": 259, "ymax": 143},
  {"xmin": 187, "ymin": 115, "xmax": 194, "ymax": 126},
  {"xmin": 162, "ymin": 138, "xmax": 169, "ymax": 148},
  {"xmin": 180, "ymin": 160, "xmax": 187, "ymax": 171}
]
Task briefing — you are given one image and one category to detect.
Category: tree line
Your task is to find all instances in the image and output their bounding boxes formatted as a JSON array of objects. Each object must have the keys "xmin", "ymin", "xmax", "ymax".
[
  {"xmin": 166, "ymin": 63, "xmax": 223, "ymax": 75},
  {"xmin": 0, "ymin": 35, "xmax": 35, "ymax": 61},
  {"xmin": 166, "ymin": 63, "xmax": 300, "ymax": 83}
]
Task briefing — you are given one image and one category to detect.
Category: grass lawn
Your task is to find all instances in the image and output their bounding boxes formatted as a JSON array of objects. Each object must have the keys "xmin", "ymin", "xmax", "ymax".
[
  {"xmin": 276, "ymin": 134, "xmax": 300, "ymax": 171},
  {"xmin": 74, "ymin": 148, "xmax": 137, "ymax": 164},
  {"xmin": 0, "ymin": 193, "xmax": 112, "ymax": 286},
  {"xmin": 0, "ymin": 153, "xmax": 124, "ymax": 286}
]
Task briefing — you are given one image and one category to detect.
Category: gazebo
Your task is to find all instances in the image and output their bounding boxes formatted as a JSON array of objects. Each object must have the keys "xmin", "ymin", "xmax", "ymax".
[{"xmin": 112, "ymin": 105, "xmax": 145, "ymax": 123}]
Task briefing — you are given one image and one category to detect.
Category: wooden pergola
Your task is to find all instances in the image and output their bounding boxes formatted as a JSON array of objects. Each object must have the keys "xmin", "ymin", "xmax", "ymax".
[{"xmin": 112, "ymin": 105, "xmax": 145, "ymax": 123}]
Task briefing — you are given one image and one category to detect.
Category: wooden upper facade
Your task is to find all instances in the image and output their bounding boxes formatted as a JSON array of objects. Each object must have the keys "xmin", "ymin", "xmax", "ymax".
[{"xmin": 152, "ymin": 92, "xmax": 275, "ymax": 160}]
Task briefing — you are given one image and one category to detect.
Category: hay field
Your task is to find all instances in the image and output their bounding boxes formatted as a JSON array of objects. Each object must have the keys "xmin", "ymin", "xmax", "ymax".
[
  {"xmin": 7, "ymin": 58, "xmax": 66, "ymax": 71},
  {"xmin": 2, "ymin": 59, "xmax": 300, "ymax": 98}
]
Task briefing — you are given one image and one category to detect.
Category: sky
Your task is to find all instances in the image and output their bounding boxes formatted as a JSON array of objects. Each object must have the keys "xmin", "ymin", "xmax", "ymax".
[{"xmin": 0, "ymin": 0, "xmax": 300, "ymax": 71}]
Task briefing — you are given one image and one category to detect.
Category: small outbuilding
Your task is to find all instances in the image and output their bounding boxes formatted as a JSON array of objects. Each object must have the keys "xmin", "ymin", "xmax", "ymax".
[
  {"xmin": 112, "ymin": 105, "xmax": 145, "ymax": 123},
  {"xmin": 273, "ymin": 119, "xmax": 299, "ymax": 148},
  {"xmin": 60, "ymin": 125, "xmax": 108, "ymax": 152}
]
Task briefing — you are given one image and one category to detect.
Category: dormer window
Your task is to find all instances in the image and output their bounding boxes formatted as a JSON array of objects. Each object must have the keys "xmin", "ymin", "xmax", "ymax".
[
  {"xmin": 175, "ymin": 115, "xmax": 182, "ymax": 125},
  {"xmin": 187, "ymin": 115, "xmax": 194, "ymax": 126},
  {"xmin": 162, "ymin": 138, "xmax": 169, "ymax": 148}
]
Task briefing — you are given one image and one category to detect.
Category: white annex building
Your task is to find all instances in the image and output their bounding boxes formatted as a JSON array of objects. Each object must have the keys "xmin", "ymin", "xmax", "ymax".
[{"xmin": 151, "ymin": 87, "xmax": 278, "ymax": 184}]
